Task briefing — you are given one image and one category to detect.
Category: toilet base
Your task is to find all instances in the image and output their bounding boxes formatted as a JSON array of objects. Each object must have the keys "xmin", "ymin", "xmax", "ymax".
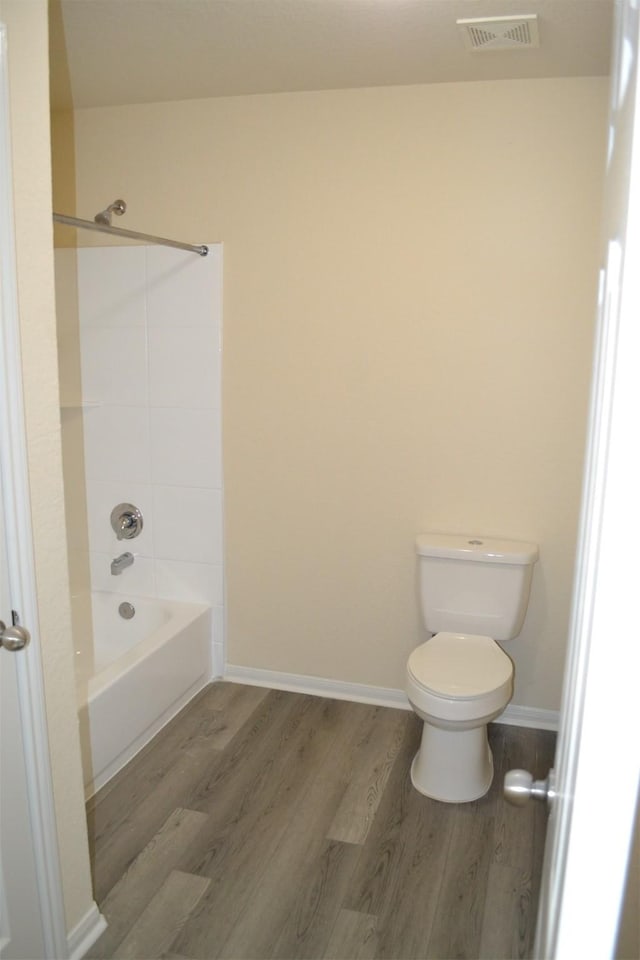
[{"xmin": 410, "ymin": 720, "xmax": 494, "ymax": 803}]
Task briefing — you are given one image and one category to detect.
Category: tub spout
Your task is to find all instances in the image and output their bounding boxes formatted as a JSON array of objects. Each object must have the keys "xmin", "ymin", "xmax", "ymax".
[{"xmin": 111, "ymin": 552, "xmax": 134, "ymax": 575}]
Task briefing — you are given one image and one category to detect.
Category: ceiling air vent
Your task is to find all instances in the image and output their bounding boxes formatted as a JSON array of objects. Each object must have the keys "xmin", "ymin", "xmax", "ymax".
[{"xmin": 457, "ymin": 15, "xmax": 540, "ymax": 52}]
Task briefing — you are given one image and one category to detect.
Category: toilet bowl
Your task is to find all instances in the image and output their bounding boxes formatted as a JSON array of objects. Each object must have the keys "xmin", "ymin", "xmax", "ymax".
[
  {"xmin": 406, "ymin": 632, "xmax": 513, "ymax": 802},
  {"xmin": 407, "ymin": 533, "xmax": 538, "ymax": 803}
]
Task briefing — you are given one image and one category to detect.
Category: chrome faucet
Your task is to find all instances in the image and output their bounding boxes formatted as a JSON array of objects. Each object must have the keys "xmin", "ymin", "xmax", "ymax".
[{"xmin": 111, "ymin": 552, "xmax": 134, "ymax": 576}]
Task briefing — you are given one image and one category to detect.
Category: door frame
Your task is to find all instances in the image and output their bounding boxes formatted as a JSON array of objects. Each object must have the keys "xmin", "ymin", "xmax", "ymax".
[
  {"xmin": 534, "ymin": 0, "xmax": 640, "ymax": 954},
  {"xmin": 0, "ymin": 21, "xmax": 68, "ymax": 959}
]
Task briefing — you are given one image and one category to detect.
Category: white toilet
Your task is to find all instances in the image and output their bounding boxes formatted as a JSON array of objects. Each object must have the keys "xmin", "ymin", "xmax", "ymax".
[{"xmin": 406, "ymin": 532, "xmax": 538, "ymax": 803}]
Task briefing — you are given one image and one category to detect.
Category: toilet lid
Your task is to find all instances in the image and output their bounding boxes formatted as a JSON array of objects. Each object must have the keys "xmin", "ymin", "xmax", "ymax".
[{"xmin": 407, "ymin": 633, "xmax": 513, "ymax": 699}]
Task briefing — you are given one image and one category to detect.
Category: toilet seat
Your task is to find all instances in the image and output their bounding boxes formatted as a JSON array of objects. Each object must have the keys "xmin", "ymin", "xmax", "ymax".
[
  {"xmin": 406, "ymin": 632, "xmax": 513, "ymax": 723},
  {"xmin": 408, "ymin": 632, "xmax": 513, "ymax": 698}
]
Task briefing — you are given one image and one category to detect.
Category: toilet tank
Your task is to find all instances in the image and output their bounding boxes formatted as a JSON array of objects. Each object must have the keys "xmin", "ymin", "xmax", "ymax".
[{"xmin": 416, "ymin": 533, "xmax": 539, "ymax": 641}]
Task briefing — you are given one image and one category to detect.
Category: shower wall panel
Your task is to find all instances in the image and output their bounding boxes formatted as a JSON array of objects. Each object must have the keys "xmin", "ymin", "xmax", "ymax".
[
  {"xmin": 56, "ymin": 248, "xmax": 92, "ymax": 621},
  {"xmin": 76, "ymin": 243, "xmax": 224, "ymax": 671}
]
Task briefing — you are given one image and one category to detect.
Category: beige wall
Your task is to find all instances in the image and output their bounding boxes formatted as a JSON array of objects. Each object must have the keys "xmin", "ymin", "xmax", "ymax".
[
  {"xmin": 0, "ymin": 0, "xmax": 94, "ymax": 932},
  {"xmin": 55, "ymin": 246, "xmax": 94, "ymax": 652},
  {"xmin": 72, "ymin": 77, "xmax": 608, "ymax": 711},
  {"xmin": 50, "ymin": 11, "xmax": 94, "ymax": 661},
  {"xmin": 51, "ymin": 109, "xmax": 77, "ymax": 248},
  {"xmin": 50, "ymin": 0, "xmax": 77, "ymax": 248}
]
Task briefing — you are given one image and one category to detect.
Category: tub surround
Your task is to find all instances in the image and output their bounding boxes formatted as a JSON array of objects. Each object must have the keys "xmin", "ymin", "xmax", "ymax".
[
  {"xmin": 56, "ymin": 242, "xmax": 225, "ymax": 672},
  {"xmin": 54, "ymin": 241, "xmax": 224, "ymax": 795}
]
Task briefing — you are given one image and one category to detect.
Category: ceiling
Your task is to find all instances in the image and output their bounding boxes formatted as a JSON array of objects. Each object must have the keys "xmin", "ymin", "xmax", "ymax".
[{"xmin": 50, "ymin": 0, "xmax": 614, "ymax": 111}]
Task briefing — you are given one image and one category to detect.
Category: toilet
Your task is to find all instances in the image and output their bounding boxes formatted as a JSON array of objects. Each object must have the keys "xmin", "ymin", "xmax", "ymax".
[{"xmin": 406, "ymin": 532, "xmax": 538, "ymax": 803}]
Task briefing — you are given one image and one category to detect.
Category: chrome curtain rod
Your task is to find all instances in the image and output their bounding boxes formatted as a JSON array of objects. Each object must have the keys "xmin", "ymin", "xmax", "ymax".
[{"xmin": 52, "ymin": 212, "xmax": 208, "ymax": 257}]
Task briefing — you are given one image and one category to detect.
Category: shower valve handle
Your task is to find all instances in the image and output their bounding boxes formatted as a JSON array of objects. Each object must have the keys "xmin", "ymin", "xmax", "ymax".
[{"xmin": 111, "ymin": 502, "xmax": 144, "ymax": 540}]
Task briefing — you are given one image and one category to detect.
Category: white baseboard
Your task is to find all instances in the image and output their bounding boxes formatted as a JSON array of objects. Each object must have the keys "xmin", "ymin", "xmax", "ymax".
[
  {"xmin": 224, "ymin": 663, "xmax": 411, "ymax": 710},
  {"xmin": 499, "ymin": 702, "xmax": 559, "ymax": 731},
  {"xmin": 67, "ymin": 902, "xmax": 107, "ymax": 960},
  {"xmin": 223, "ymin": 664, "xmax": 559, "ymax": 731}
]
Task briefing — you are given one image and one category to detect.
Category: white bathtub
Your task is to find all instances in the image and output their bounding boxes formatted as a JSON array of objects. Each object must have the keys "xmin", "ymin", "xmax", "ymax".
[{"xmin": 75, "ymin": 592, "xmax": 212, "ymax": 797}]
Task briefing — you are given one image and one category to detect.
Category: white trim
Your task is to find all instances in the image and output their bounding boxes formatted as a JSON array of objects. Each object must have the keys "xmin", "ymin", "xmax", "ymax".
[
  {"xmin": 224, "ymin": 664, "xmax": 411, "ymax": 710},
  {"xmin": 67, "ymin": 904, "xmax": 107, "ymax": 960},
  {"xmin": 223, "ymin": 664, "xmax": 559, "ymax": 729},
  {"xmin": 0, "ymin": 23, "xmax": 68, "ymax": 959},
  {"xmin": 498, "ymin": 703, "xmax": 559, "ymax": 731}
]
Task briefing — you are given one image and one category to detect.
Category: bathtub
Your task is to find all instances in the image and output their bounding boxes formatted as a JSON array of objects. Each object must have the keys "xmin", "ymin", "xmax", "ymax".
[{"xmin": 75, "ymin": 591, "xmax": 212, "ymax": 797}]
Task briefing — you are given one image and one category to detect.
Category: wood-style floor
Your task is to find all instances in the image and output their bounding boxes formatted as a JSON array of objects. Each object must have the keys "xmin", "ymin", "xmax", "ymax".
[{"xmin": 86, "ymin": 682, "xmax": 555, "ymax": 960}]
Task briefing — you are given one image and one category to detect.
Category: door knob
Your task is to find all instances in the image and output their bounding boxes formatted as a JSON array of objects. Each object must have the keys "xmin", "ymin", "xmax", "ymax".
[
  {"xmin": 0, "ymin": 620, "xmax": 31, "ymax": 651},
  {"xmin": 504, "ymin": 768, "xmax": 556, "ymax": 807}
]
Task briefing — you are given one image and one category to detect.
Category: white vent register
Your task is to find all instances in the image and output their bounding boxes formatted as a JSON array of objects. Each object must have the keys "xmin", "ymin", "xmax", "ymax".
[{"xmin": 457, "ymin": 14, "xmax": 540, "ymax": 51}]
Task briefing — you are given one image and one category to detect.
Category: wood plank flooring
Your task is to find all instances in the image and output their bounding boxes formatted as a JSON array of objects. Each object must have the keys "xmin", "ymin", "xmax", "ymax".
[{"xmin": 86, "ymin": 682, "xmax": 555, "ymax": 960}]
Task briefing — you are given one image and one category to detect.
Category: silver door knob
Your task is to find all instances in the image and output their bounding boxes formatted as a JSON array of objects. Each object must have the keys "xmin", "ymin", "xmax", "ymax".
[
  {"xmin": 0, "ymin": 620, "xmax": 31, "ymax": 651},
  {"xmin": 504, "ymin": 768, "xmax": 555, "ymax": 807}
]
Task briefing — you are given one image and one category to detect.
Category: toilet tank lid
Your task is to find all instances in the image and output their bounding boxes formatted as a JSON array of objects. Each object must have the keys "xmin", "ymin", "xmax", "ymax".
[{"xmin": 416, "ymin": 533, "xmax": 538, "ymax": 565}]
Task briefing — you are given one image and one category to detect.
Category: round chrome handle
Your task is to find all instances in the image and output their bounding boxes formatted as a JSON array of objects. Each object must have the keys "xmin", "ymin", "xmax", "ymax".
[
  {"xmin": 504, "ymin": 768, "xmax": 555, "ymax": 807},
  {"xmin": 111, "ymin": 502, "xmax": 144, "ymax": 540},
  {"xmin": 0, "ymin": 621, "xmax": 31, "ymax": 651}
]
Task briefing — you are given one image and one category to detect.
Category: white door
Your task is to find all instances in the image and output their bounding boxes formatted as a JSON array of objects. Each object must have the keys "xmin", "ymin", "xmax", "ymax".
[
  {"xmin": 0, "ymin": 21, "xmax": 68, "ymax": 960},
  {"xmin": 518, "ymin": 1, "xmax": 640, "ymax": 955},
  {"xmin": 0, "ymin": 501, "xmax": 46, "ymax": 960}
]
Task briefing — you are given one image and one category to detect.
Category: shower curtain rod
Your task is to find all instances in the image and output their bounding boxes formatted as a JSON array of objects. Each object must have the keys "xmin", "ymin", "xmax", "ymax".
[{"xmin": 52, "ymin": 212, "xmax": 208, "ymax": 257}]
